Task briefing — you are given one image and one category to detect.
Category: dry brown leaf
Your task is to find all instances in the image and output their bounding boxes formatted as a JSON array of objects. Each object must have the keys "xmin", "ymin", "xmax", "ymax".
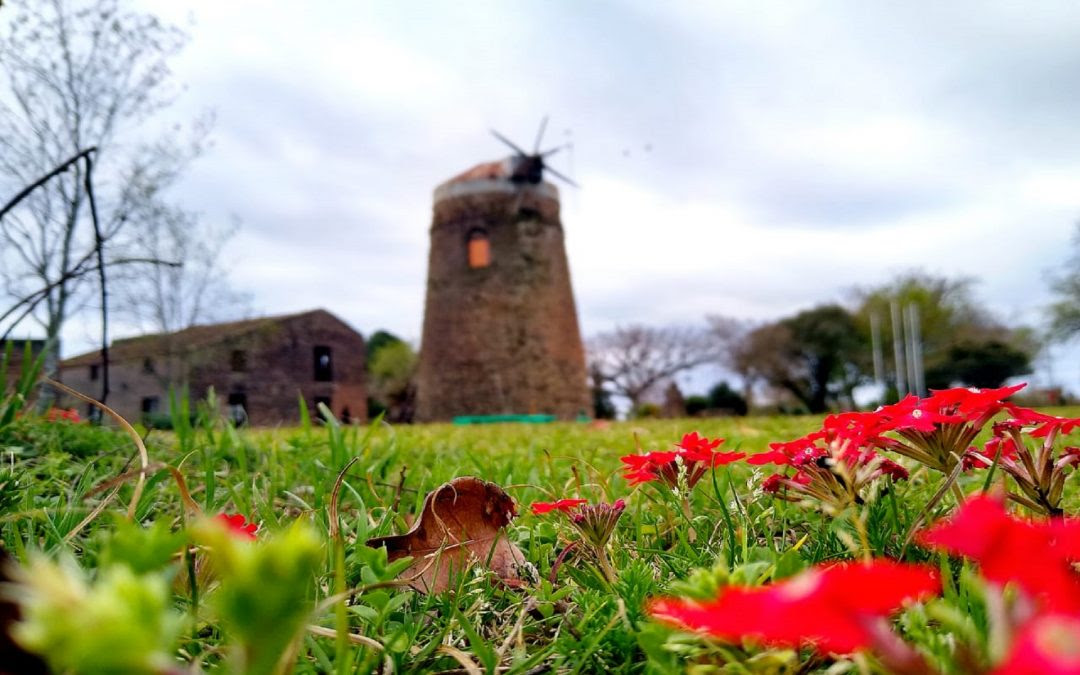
[{"xmin": 366, "ymin": 476, "xmax": 527, "ymax": 593}]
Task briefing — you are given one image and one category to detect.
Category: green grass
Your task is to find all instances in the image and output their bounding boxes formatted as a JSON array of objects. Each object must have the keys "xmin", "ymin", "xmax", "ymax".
[{"xmin": 3, "ymin": 406, "xmax": 1079, "ymax": 673}]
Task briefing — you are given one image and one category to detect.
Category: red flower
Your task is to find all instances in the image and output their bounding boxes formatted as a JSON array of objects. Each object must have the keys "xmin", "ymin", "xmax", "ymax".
[
  {"xmin": 621, "ymin": 434, "xmax": 744, "ymax": 491},
  {"xmin": 533, "ymin": 498, "xmax": 626, "ymax": 549},
  {"xmin": 761, "ymin": 471, "xmax": 811, "ymax": 494},
  {"xmin": 676, "ymin": 431, "xmax": 724, "ymax": 456},
  {"xmin": 746, "ymin": 449, "xmax": 792, "ymax": 466},
  {"xmin": 919, "ymin": 496, "xmax": 1080, "ymax": 612},
  {"xmin": 928, "ymin": 383, "xmax": 1026, "ymax": 417},
  {"xmin": 45, "ymin": 407, "xmax": 81, "ymax": 423},
  {"xmin": 1005, "ymin": 406, "xmax": 1080, "ymax": 439},
  {"xmin": 993, "ymin": 614, "xmax": 1080, "ymax": 675},
  {"xmin": 877, "ymin": 458, "xmax": 909, "ymax": 481},
  {"xmin": 649, "ymin": 560, "xmax": 940, "ymax": 654},
  {"xmin": 216, "ymin": 513, "xmax": 258, "ymax": 540},
  {"xmin": 531, "ymin": 498, "xmax": 588, "ymax": 515}
]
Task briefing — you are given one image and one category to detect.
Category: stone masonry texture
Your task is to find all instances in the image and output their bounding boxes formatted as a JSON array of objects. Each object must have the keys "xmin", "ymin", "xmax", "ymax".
[{"xmin": 415, "ymin": 178, "xmax": 589, "ymax": 421}]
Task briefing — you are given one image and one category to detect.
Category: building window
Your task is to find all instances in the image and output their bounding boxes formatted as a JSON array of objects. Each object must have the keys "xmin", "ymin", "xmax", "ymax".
[
  {"xmin": 142, "ymin": 358, "xmax": 155, "ymax": 374},
  {"xmin": 141, "ymin": 396, "xmax": 160, "ymax": 414},
  {"xmin": 313, "ymin": 345, "xmax": 333, "ymax": 382},
  {"xmin": 89, "ymin": 364, "xmax": 99, "ymax": 381},
  {"xmin": 230, "ymin": 349, "xmax": 248, "ymax": 372},
  {"xmin": 227, "ymin": 392, "xmax": 248, "ymax": 427},
  {"xmin": 467, "ymin": 229, "xmax": 491, "ymax": 268}
]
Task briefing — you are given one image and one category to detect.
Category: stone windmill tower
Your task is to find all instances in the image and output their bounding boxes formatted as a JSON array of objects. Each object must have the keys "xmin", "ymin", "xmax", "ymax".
[{"xmin": 415, "ymin": 122, "xmax": 589, "ymax": 421}]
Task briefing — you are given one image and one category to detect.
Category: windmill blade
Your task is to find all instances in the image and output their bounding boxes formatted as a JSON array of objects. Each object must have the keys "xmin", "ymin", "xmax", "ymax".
[
  {"xmin": 532, "ymin": 116, "xmax": 549, "ymax": 154},
  {"xmin": 491, "ymin": 129, "xmax": 527, "ymax": 156},
  {"xmin": 540, "ymin": 144, "xmax": 566, "ymax": 158},
  {"xmin": 542, "ymin": 164, "xmax": 579, "ymax": 188}
]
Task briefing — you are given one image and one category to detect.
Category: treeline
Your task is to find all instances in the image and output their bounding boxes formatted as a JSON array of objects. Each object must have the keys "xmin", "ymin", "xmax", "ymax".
[{"xmin": 589, "ymin": 271, "xmax": 1039, "ymax": 417}]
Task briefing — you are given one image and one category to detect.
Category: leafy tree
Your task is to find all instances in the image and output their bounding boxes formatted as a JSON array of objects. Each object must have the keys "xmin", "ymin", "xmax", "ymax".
[
  {"xmin": 684, "ymin": 395, "xmax": 709, "ymax": 417},
  {"xmin": 368, "ymin": 338, "xmax": 417, "ymax": 423},
  {"xmin": 707, "ymin": 381, "xmax": 748, "ymax": 416},
  {"xmin": 730, "ymin": 305, "xmax": 865, "ymax": 414},
  {"xmin": 0, "ymin": 0, "xmax": 205, "ymax": 398},
  {"xmin": 852, "ymin": 271, "xmax": 1037, "ymax": 391},
  {"xmin": 927, "ymin": 340, "xmax": 1031, "ymax": 389},
  {"xmin": 779, "ymin": 305, "xmax": 865, "ymax": 413},
  {"xmin": 366, "ymin": 330, "xmax": 404, "ymax": 364}
]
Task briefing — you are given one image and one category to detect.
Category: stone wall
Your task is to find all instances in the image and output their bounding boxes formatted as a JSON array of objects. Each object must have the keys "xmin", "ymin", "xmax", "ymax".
[{"xmin": 415, "ymin": 182, "xmax": 589, "ymax": 421}]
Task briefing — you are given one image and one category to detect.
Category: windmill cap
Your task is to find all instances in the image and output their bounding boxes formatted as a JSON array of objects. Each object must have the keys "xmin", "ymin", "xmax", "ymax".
[{"xmin": 434, "ymin": 158, "xmax": 559, "ymax": 203}]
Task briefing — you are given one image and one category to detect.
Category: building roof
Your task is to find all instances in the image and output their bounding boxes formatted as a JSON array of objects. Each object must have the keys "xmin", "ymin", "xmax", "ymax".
[
  {"xmin": 61, "ymin": 309, "xmax": 343, "ymax": 367},
  {"xmin": 434, "ymin": 158, "xmax": 560, "ymax": 204},
  {"xmin": 443, "ymin": 159, "xmax": 513, "ymax": 185}
]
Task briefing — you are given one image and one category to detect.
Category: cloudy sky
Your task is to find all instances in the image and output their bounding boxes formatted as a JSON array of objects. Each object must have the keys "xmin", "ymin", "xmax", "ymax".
[{"xmin": 18, "ymin": 1, "xmax": 1080, "ymax": 391}]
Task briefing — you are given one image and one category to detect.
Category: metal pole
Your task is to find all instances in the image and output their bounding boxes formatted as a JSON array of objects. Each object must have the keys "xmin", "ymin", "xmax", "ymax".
[
  {"xmin": 891, "ymin": 300, "xmax": 907, "ymax": 396},
  {"xmin": 909, "ymin": 303, "xmax": 925, "ymax": 396},
  {"xmin": 904, "ymin": 304, "xmax": 918, "ymax": 397},
  {"xmin": 870, "ymin": 311, "xmax": 884, "ymax": 386}
]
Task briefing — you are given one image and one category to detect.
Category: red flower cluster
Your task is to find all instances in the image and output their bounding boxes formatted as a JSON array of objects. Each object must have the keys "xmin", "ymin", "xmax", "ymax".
[
  {"xmin": 621, "ymin": 432, "xmax": 744, "ymax": 491},
  {"xmin": 920, "ymin": 495, "xmax": 1080, "ymax": 613},
  {"xmin": 216, "ymin": 513, "xmax": 259, "ymax": 540},
  {"xmin": 650, "ymin": 560, "xmax": 939, "ymax": 654},
  {"xmin": 920, "ymin": 496, "xmax": 1080, "ymax": 672},
  {"xmin": 44, "ymin": 407, "xmax": 81, "ymax": 423},
  {"xmin": 532, "ymin": 498, "xmax": 626, "ymax": 549},
  {"xmin": 750, "ymin": 385, "xmax": 1027, "ymax": 497},
  {"xmin": 963, "ymin": 406, "xmax": 1080, "ymax": 515},
  {"xmin": 750, "ymin": 432, "xmax": 908, "ymax": 509}
]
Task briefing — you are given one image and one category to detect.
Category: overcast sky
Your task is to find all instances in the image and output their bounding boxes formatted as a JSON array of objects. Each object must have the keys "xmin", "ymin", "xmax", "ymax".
[{"xmin": 22, "ymin": 1, "xmax": 1080, "ymax": 392}]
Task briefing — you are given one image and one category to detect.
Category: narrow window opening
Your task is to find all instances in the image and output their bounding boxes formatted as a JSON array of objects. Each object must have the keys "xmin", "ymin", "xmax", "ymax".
[
  {"xmin": 142, "ymin": 358, "xmax": 155, "ymax": 374},
  {"xmin": 141, "ymin": 396, "xmax": 160, "ymax": 414},
  {"xmin": 230, "ymin": 349, "xmax": 248, "ymax": 372},
  {"xmin": 89, "ymin": 364, "xmax": 99, "ymax": 381},
  {"xmin": 313, "ymin": 346, "xmax": 333, "ymax": 382},
  {"xmin": 467, "ymin": 229, "xmax": 491, "ymax": 268},
  {"xmin": 227, "ymin": 392, "xmax": 248, "ymax": 427}
]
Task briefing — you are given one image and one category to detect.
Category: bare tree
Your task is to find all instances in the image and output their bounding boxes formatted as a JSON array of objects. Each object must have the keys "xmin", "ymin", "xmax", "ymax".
[
  {"xmin": 0, "ymin": 0, "xmax": 201, "ymax": 398},
  {"xmin": 707, "ymin": 315, "xmax": 761, "ymax": 409},
  {"xmin": 112, "ymin": 208, "xmax": 251, "ymax": 389},
  {"xmin": 588, "ymin": 324, "xmax": 716, "ymax": 412},
  {"xmin": 117, "ymin": 211, "xmax": 250, "ymax": 335}
]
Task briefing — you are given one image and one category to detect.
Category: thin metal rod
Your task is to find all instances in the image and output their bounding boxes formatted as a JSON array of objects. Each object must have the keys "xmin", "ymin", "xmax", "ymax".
[
  {"xmin": 870, "ymin": 311, "xmax": 884, "ymax": 386},
  {"xmin": 904, "ymin": 303, "xmax": 918, "ymax": 397},
  {"xmin": 909, "ymin": 303, "xmax": 925, "ymax": 396},
  {"xmin": 891, "ymin": 300, "xmax": 907, "ymax": 396}
]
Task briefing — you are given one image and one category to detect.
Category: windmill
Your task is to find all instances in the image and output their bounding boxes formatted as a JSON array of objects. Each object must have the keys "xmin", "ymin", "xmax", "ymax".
[
  {"xmin": 414, "ymin": 120, "xmax": 590, "ymax": 422},
  {"xmin": 490, "ymin": 117, "xmax": 577, "ymax": 214}
]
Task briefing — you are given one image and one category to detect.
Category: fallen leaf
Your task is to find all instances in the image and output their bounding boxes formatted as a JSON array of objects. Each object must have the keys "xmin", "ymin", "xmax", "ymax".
[{"xmin": 366, "ymin": 476, "xmax": 527, "ymax": 593}]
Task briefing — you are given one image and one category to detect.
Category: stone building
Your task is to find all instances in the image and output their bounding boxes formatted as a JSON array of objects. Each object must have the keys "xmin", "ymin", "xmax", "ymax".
[
  {"xmin": 415, "ymin": 158, "xmax": 590, "ymax": 421},
  {"xmin": 60, "ymin": 309, "xmax": 366, "ymax": 426}
]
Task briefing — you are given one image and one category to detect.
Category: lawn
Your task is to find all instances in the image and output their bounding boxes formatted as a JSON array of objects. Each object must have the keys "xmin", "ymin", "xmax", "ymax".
[{"xmin": 3, "ymin": 391, "xmax": 1080, "ymax": 673}]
